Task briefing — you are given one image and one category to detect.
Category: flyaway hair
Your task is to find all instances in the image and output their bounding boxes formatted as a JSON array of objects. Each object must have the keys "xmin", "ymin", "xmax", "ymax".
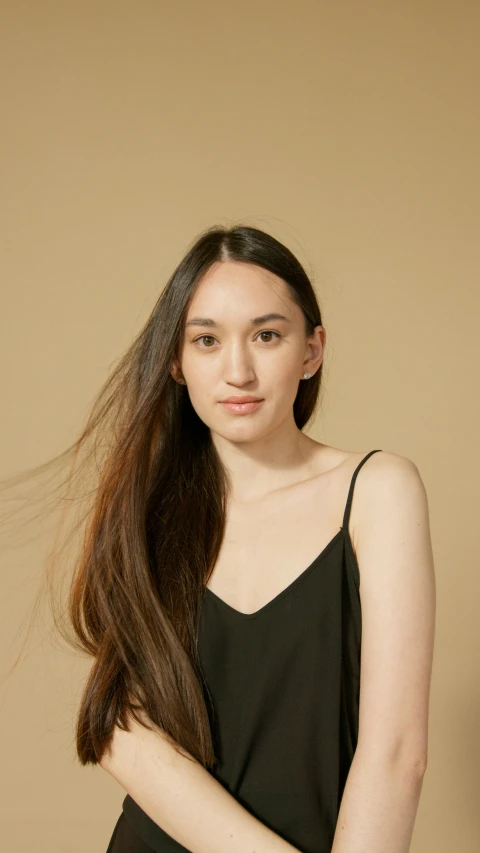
[{"xmin": 0, "ymin": 223, "xmax": 324, "ymax": 769}]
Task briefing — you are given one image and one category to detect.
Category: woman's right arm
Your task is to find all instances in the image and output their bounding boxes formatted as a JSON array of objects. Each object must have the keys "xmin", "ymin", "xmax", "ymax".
[{"xmin": 100, "ymin": 709, "xmax": 301, "ymax": 853}]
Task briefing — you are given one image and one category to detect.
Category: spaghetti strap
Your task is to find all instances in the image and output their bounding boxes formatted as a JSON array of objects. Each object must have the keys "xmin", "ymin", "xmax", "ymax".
[{"xmin": 342, "ymin": 449, "xmax": 382, "ymax": 531}]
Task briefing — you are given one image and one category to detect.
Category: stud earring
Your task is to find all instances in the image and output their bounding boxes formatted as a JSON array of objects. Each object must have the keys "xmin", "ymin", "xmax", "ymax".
[{"xmin": 303, "ymin": 372, "xmax": 311, "ymax": 380}]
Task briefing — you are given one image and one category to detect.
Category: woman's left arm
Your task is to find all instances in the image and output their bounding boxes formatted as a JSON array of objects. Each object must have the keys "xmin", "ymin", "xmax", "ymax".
[{"xmin": 331, "ymin": 452, "xmax": 436, "ymax": 853}]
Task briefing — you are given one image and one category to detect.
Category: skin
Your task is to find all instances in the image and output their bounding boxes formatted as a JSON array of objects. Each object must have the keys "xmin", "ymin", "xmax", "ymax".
[
  {"xmin": 171, "ymin": 259, "xmax": 327, "ymax": 505},
  {"xmin": 102, "ymin": 261, "xmax": 436, "ymax": 853}
]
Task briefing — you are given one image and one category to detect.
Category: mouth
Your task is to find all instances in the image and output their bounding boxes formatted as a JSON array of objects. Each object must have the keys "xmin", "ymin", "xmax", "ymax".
[
  {"xmin": 219, "ymin": 398, "xmax": 264, "ymax": 415},
  {"xmin": 220, "ymin": 396, "xmax": 263, "ymax": 403}
]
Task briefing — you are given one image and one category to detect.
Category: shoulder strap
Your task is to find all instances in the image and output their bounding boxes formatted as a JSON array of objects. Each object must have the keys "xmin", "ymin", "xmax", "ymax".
[{"xmin": 342, "ymin": 449, "xmax": 382, "ymax": 530}]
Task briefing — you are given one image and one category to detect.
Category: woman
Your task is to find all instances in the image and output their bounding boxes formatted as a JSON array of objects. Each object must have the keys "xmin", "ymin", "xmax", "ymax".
[{"xmin": 5, "ymin": 224, "xmax": 434, "ymax": 853}]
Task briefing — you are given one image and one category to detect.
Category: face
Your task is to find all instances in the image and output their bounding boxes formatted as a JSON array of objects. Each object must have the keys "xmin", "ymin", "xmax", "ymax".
[{"xmin": 172, "ymin": 261, "xmax": 324, "ymax": 443}]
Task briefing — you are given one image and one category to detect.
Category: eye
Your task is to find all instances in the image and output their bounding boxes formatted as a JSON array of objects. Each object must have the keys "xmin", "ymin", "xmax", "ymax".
[
  {"xmin": 192, "ymin": 335, "xmax": 217, "ymax": 348},
  {"xmin": 192, "ymin": 331, "xmax": 281, "ymax": 348},
  {"xmin": 257, "ymin": 330, "xmax": 281, "ymax": 343}
]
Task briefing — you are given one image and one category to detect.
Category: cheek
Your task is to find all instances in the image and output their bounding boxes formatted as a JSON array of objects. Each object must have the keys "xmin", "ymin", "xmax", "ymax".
[
  {"xmin": 182, "ymin": 355, "xmax": 212, "ymax": 387},
  {"xmin": 183, "ymin": 372, "xmax": 216, "ymax": 417},
  {"xmin": 271, "ymin": 353, "xmax": 304, "ymax": 384},
  {"xmin": 188, "ymin": 367, "xmax": 215, "ymax": 398}
]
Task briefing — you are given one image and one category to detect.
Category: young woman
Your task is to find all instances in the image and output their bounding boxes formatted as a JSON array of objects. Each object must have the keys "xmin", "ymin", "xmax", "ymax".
[{"xmin": 5, "ymin": 224, "xmax": 435, "ymax": 853}]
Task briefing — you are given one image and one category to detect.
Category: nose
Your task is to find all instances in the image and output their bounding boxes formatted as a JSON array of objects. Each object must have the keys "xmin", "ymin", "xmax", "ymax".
[{"xmin": 221, "ymin": 342, "xmax": 257, "ymax": 386}]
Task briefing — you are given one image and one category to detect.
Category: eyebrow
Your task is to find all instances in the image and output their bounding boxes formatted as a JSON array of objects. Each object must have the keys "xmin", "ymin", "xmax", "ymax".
[{"xmin": 185, "ymin": 313, "xmax": 292, "ymax": 329}]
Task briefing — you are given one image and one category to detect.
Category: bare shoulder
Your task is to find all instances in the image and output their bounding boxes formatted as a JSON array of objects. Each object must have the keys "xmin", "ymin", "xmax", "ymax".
[
  {"xmin": 351, "ymin": 449, "xmax": 426, "ymax": 526},
  {"xmin": 340, "ymin": 446, "xmax": 421, "ymax": 480},
  {"xmin": 348, "ymin": 448, "xmax": 433, "ymax": 582},
  {"xmin": 314, "ymin": 444, "xmax": 422, "ymax": 494},
  {"xmin": 304, "ymin": 442, "xmax": 429, "ymax": 549}
]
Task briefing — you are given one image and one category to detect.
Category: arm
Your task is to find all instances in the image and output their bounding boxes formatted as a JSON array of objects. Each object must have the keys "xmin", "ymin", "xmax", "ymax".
[
  {"xmin": 331, "ymin": 453, "xmax": 436, "ymax": 852},
  {"xmin": 100, "ymin": 707, "xmax": 302, "ymax": 853}
]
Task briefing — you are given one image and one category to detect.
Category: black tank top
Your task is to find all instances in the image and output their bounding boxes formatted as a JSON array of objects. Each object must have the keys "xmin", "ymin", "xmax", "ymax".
[{"xmin": 121, "ymin": 449, "xmax": 382, "ymax": 853}]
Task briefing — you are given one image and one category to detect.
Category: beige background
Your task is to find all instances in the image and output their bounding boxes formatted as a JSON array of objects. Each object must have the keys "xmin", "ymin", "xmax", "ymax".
[{"xmin": 1, "ymin": 1, "xmax": 478, "ymax": 851}]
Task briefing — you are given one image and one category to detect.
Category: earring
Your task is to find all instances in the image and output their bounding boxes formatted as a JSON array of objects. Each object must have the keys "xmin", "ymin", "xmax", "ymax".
[{"xmin": 303, "ymin": 372, "xmax": 311, "ymax": 380}]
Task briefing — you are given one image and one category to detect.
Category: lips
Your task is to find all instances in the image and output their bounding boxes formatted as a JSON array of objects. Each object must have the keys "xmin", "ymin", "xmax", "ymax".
[
  {"xmin": 219, "ymin": 398, "xmax": 264, "ymax": 415},
  {"xmin": 220, "ymin": 396, "xmax": 263, "ymax": 403}
]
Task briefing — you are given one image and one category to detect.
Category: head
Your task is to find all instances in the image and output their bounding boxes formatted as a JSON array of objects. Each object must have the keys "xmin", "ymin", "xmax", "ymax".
[
  {"xmin": 158, "ymin": 224, "xmax": 325, "ymax": 441},
  {"xmin": 1, "ymin": 224, "xmax": 326, "ymax": 774},
  {"xmin": 169, "ymin": 258, "xmax": 325, "ymax": 448}
]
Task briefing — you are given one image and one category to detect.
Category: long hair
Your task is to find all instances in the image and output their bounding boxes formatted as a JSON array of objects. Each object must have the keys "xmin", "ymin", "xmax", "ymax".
[{"xmin": 0, "ymin": 224, "xmax": 324, "ymax": 770}]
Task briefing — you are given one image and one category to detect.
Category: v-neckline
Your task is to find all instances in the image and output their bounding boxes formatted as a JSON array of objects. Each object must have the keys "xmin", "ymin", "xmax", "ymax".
[{"xmin": 204, "ymin": 527, "xmax": 345, "ymax": 619}]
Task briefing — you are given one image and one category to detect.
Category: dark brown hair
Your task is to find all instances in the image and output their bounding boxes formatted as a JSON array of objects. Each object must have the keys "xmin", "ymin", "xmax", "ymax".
[{"xmin": 1, "ymin": 224, "xmax": 324, "ymax": 770}]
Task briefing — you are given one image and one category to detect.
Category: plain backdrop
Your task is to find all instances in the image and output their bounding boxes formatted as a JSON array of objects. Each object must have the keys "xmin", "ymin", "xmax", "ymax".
[{"xmin": 1, "ymin": 1, "xmax": 479, "ymax": 851}]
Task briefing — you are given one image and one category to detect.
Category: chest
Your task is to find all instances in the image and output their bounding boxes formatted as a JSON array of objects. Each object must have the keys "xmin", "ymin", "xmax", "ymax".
[{"xmin": 205, "ymin": 480, "xmax": 345, "ymax": 616}]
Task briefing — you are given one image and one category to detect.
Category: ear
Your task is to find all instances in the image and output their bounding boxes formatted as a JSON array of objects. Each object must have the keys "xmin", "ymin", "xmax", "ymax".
[{"xmin": 169, "ymin": 362, "xmax": 185, "ymax": 384}]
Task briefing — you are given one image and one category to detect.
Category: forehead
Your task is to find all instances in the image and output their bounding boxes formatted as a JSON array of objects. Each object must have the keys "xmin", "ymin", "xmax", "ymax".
[{"xmin": 186, "ymin": 261, "xmax": 294, "ymax": 317}]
